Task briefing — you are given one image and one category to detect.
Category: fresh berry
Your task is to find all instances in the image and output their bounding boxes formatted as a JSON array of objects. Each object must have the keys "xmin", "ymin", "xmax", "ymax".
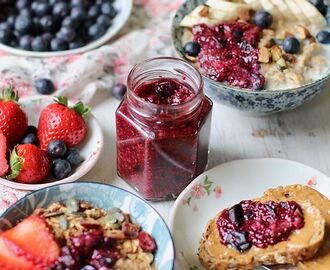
[
  {"xmin": 69, "ymin": 40, "xmax": 84, "ymax": 49},
  {"xmin": 1, "ymin": 215, "xmax": 60, "ymax": 267},
  {"xmin": 20, "ymin": 8, "xmax": 33, "ymax": 17},
  {"xmin": 7, "ymin": 144, "xmax": 51, "ymax": 184},
  {"xmin": 316, "ymin": 30, "xmax": 330, "ymax": 44},
  {"xmin": 71, "ymin": 230, "xmax": 103, "ymax": 257},
  {"xmin": 71, "ymin": 6, "xmax": 86, "ymax": 21},
  {"xmin": 283, "ymin": 37, "xmax": 300, "ymax": 54},
  {"xmin": 47, "ymin": 140, "xmax": 67, "ymax": 158},
  {"xmin": 0, "ymin": 29, "xmax": 11, "ymax": 44},
  {"xmin": 32, "ymin": 1, "xmax": 51, "ymax": 16},
  {"xmin": 254, "ymin": 11, "xmax": 273, "ymax": 29},
  {"xmin": 51, "ymin": 38, "xmax": 68, "ymax": 51},
  {"xmin": 40, "ymin": 16, "xmax": 57, "ymax": 33},
  {"xmin": 31, "ymin": 36, "xmax": 49, "ymax": 51},
  {"xmin": 14, "ymin": 14, "xmax": 33, "ymax": 34},
  {"xmin": 101, "ymin": 3, "xmax": 117, "ymax": 19},
  {"xmin": 112, "ymin": 83, "xmax": 127, "ymax": 100},
  {"xmin": 81, "ymin": 265, "xmax": 96, "ymax": 270},
  {"xmin": 88, "ymin": 5, "xmax": 101, "ymax": 19},
  {"xmin": 35, "ymin": 78, "xmax": 55, "ymax": 95},
  {"xmin": 138, "ymin": 232, "xmax": 157, "ymax": 253},
  {"xmin": 309, "ymin": 0, "xmax": 327, "ymax": 15},
  {"xmin": 90, "ymin": 248, "xmax": 120, "ymax": 268},
  {"xmin": 71, "ymin": 0, "xmax": 87, "ymax": 7},
  {"xmin": 37, "ymin": 96, "xmax": 90, "ymax": 150},
  {"xmin": 52, "ymin": 159, "xmax": 72, "ymax": 179},
  {"xmin": 21, "ymin": 133, "xmax": 38, "ymax": 145},
  {"xmin": 183, "ymin": 41, "xmax": 201, "ymax": 57},
  {"xmin": 96, "ymin": 15, "xmax": 112, "ymax": 28},
  {"xmin": 0, "ymin": 87, "xmax": 28, "ymax": 148},
  {"xmin": 57, "ymin": 26, "xmax": 76, "ymax": 42},
  {"xmin": 0, "ymin": 237, "xmax": 37, "ymax": 270},
  {"xmin": 27, "ymin": 125, "xmax": 38, "ymax": 134},
  {"xmin": 88, "ymin": 24, "xmax": 106, "ymax": 40},
  {"xmin": 19, "ymin": 35, "xmax": 33, "ymax": 50},
  {"xmin": 62, "ymin": 16, "xmax": 78, "ymax": 29},
  {"xmin": 66, "ymin": 148, "xmax": 83, "ymax": 166},
  {"xmin": 53, "ymin": 2, "xmax": 70, "ymax": 17},
  {"xmin": 0, "ymin": 132, "xmax": 8, "ymax": 177}
]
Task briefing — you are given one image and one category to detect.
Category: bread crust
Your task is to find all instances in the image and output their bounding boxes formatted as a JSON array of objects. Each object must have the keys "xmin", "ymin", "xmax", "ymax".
[{"xmin": 198, "ymin": 185, "xmax": 326, "ymax": 270}]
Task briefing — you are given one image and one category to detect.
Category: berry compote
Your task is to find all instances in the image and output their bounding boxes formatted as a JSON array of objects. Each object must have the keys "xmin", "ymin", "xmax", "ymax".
[
  {"xmin": 116, "ymin": 57, "xmax": 212, "ymax": 200},
  {"xmin": 217, "ymin": 200, "xmax": 304, "ymax": 252},
  {"xmin": 192, "ymin": 22, "xmax": 265, "ymax": 90}
]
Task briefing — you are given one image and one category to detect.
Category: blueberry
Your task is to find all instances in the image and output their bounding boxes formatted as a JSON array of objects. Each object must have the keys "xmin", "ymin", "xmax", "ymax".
[
  {"xmin": 0, "ymin": 29, "xmax": 11, "ymax": 44},
  {"xmin": 88, "ymin": 23, "xmax": 106, "ymax": 39},
  {"xmin": 316, "ymin": 30, "xmax": 330, "ymax": 44},
  {"xmin": 21, "ymin": 133, "xmax": 38, "ymax": 145},
  {"xmin": 15, "ymin": 15, "xmax": 33, "ymax": 34},
  {"xmin": 40, "ymin": 15, "xmax": 57, "ymax": 32},
  {"xmin": 112, "ymin": 83, "xmax": 127, "ymax": 100},
  {"xmin": 283, "ymin": 37, "xmax": 300, "ymax": 54},
  {"xmin": 57, "ymin": 26, "xmax": 76, "ymax": 42},
  {"xmin": 69, "ymin": 40, "xmax": 84, "ymax": 49},
  {"xmin": 101, "ymin": 3, "xmax": 117, "ymax": 19},
  {"xmin": 309, "ymin": 0, "xmax": 327, "ymax": 15},
  {"xmin": 96, "ymin": 15, "xmax": 112, "ymax": 28},
  {"xmin": 62, "ymin": 16, "xmax": 78, "ymax": 28},
  {"xmin": 51, "ymin": 38, "xmax": 68, "ymax": 51},
  {"xmin": 20, "ymin": 8, "xmax": 33, "ymax": 17},
  {"xmin": 26, "ymin": 125, "xmax": 37, "ymax": 134},
  {"xmin": 233, "ymin": 29, "xmax": 244, "ymax": 40},
  {"xmin": 71, "ymin": 7, "xmax": 86, "ymax": 21},
  {"xmin": 32, "ymin": 1, "xmax": 51, "ymax": 16},
  {"xmin": 42, "ymin": 32, "xmax": 53, "ymax": 43},
  {"xmin": 228, "ymin": 204, "xmax": 245, "ymax": 227},
  {"xmin": 19, "ymin": 35, "xmax": 33, "ymax": 50},
  {"xmin": 254, "ymin": 11, "xmax": 273, "ymax": 29},
  {"xmin": 31, "ymin": 36, "xmax": 49, "ymax": 51},
  {"xmin": 66, "ymin": 148, "xmax": 83, "ymax": 167},
  {"xmin": 88, "ymin": 5, "xmax": 100, "ymax": 19},
  {"xmin": 53, "ymin": 2, "xmax": 70, "ymax": 17},
  {"xmin": 0, "ymin": 22, "xmax": 11, "ymax": 32},
  {"xmin": 183, "ymin": 41, "xmax": 201, "ymax": 57},
  {"xmin": 71, "ymin": 0, "xmax": 86, "ymax": 7},
  {"xmin": 16, "ymin": 0, "xmax": 30, "ymax": 9},
  {"xmin": 48, "ymin": 140, "xmax": 67, "ymax": 158},
  {"xmin": 52, "ymin": 159, "xmax": 72, "ymax": 180},
  {"xmin": 6, "ymin": 15, "xmax": 16, "ymax": 27},
  {"xmin": 35, "ymin": 78, "xmax": 55, "ymax": 94}
]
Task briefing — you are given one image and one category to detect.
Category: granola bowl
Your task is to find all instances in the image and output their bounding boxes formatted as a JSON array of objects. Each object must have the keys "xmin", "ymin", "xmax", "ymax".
[
  {"xmin": 172, "ymin": 0, "xmax": 330, "ymax": 115},
  {"xmin": 0, "ymin": 182, "xmax": 175, "ymax": 270}
]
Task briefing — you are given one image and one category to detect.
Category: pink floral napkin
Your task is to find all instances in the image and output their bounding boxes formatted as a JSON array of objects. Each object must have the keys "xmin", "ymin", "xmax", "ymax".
[{"xmin": 0, "ymin": 0, "xmax": 184, "ymax": 215}]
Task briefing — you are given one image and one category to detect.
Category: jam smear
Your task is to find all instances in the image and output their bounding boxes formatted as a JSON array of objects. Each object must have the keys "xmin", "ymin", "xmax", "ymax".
[
  {"xmin": 135, "ymin": 78, "xmax": 195, "ymax": 105},
  {"xmin": 217, "ymin": 200, "xmax": 304, "ymax": 252},
  {"xmin": 192, "ymin": 22, "xmax": 265, "ymax": 90}
]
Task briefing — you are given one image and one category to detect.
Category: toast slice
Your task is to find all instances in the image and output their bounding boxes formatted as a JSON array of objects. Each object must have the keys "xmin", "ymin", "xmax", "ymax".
[
  {"xmin": 198, "ymin": 185, "xmax": 326, "ymax": 270},
  {"xmin": 263, "ymin": 185, "xmax": 330, "ymax": 270}
]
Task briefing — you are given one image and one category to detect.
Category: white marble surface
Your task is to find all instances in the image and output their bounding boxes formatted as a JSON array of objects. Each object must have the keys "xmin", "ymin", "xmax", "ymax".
[{"xmin": 80, "ymin": 80, "xmax": 330, "ymax": 225}]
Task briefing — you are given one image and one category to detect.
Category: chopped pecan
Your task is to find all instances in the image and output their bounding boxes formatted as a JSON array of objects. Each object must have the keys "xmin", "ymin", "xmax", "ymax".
[
  {"xmin": 122, "ymin": 221, "xmax": 141, "ymax": 239},
  {"xmin": 296, "ymin": 25, "xmax": 311, "ymax": 40},
  {"xmin": 270, "ymin": 45, "xmax": 283, "ymax": 62},
  {"xmin": 282, "ymin": 54, "xmax": 296, "ymax": 64},
  {"xmin": 284, "ymin": 31, "xmax": 294, "ymax": 38},
  {"xmin": 258, "ymin": 47, "xmax": 271, "ymax": 63},
  {"xmin": 237, "ymin": 8, "xmax": 254, "ymax": 22},
  {"xmin": 198, "ymin": 5, "xmax": 209, "ymax": 17}
]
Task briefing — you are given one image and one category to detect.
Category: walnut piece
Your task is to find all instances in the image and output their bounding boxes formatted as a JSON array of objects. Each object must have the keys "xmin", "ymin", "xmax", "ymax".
[
  {"xmin": 296, "ymin": 25, "xmax": 311, "ymax": 40},
  {"xmin": 259, "ymin": 47, "xmax": 271, "ymax": 63},
  {"xmin": 270, "ymin": 45, "xmax": 283, "ymax": 62}
]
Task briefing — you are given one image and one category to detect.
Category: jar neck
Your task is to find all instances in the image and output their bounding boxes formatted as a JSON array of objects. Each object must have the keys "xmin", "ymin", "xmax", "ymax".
[{"xmin": 126, "ymin": 57, "xmax": 204, "ymax": 125}]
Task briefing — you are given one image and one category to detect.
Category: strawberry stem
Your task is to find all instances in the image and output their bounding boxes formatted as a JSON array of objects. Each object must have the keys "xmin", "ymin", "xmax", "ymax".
[
  {"xmin": 54, "ymin": 96, "xmax": 68, "ymax": 106},
  {"xmin": 54, "ymin": 96, "xmax": 91, "ymax": 118},
  {"xmin": 7, "ymin": 147, "xmax": 22, "ymax": 180},
  {"xmin": 0, "ymin": 87, "xmax": 19, "ymax": 102}
]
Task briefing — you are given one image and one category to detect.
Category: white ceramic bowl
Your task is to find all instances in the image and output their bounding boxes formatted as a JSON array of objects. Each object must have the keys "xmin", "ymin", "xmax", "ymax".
[
  {"xmin": 169, "ymin": 158, "xmax": 330, "ymax": 270},
  {"xmin": 0, "ymin": 0, "xmax": 132, "ymax": 57},
  {"xmin": 0, "ymin": 95, "xmax": 104, "ymax": 190}
]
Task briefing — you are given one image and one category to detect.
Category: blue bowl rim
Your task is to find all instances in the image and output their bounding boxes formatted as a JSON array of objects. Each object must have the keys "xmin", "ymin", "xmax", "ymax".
[
  {"xmin": 171, "ymin": 0, "xmax": 330, "ymax": 95},
  {"xmin": 0, "ymin": 181, "xmax": 176, "ymax": 270}
]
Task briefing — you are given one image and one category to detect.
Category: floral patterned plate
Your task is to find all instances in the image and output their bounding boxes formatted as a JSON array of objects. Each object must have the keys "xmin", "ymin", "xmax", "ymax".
[
  {"xmin": 0, "ymin": 95, "xmax": 104, "ymax": 190},
  {"xmin": 0, "ymin": 182, "xmax": 175, "ymax": 270},
  {"xmin": 169, "ymin": 158, "xmax": 330, "ymax": 270}
]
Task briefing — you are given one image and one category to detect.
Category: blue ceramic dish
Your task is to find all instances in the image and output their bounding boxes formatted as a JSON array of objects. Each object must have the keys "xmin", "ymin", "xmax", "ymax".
[
  {"xmin": 171, "ymin": 0, "xmax": 330, "ymax": 115},
  {"xmin": 0, "ymin": 182, "xmax": 175, "ymax": 270}
]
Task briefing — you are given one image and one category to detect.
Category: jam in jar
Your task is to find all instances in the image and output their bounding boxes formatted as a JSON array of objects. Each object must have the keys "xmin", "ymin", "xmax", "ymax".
[{"xmin": 116, "ymin": 57, "xmax": 213, "ymax": 200}]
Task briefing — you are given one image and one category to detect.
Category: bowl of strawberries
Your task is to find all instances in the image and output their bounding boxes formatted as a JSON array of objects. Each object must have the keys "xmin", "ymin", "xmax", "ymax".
[{"xmin": 0, "ymin": 87, "xmax": 104, "ymax": 190}]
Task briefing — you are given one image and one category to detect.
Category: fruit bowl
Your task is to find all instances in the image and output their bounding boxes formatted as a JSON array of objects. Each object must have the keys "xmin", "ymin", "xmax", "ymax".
[
  {"xmin": 0, "ymin": 182, "xmax": 175, "ymax": 270},
  {"xmin": 0, "ymin": 95, "xmax": 104, "ymax": 190},
  {"xmin": 171, "ymin": 0, "xmax": 330, "ymax": 115},
  {"xmin": 0, "ymin": 0, "xmax": 132, "ymax": 57}
]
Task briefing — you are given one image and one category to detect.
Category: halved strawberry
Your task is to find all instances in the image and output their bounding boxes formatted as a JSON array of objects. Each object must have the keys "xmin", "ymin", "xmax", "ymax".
[
  {"xmin": 0, "ymin": 131, "xmax": 8, "ymax": 176},
  {"xmin": 38, "ymin": 96, "xmax": 90, "ymax": 150},
  {"xmin": 7, "ymin": 144, "xmax": 51, "ymax": 184},
  {"xmin": 0, "ymin": 237, "xmax": 39, "ymax": 270},
  {"xmin": 1, "ymin": 215, "xmax": 60, "ymax": 267}
]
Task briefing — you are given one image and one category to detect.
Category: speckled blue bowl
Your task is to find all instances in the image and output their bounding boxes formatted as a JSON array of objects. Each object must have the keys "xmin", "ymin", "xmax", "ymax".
[
  {"xmin": 0, "ymin": 182, "xmax": 175, "ymax": 270},
  {"xmin": 172, "ymin": 0, "xmax": 330, "ymax": 115}
]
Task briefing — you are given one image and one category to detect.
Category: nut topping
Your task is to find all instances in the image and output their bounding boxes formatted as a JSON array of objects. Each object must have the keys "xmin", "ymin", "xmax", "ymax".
[
  {"xmin": 259, "ymin": 47, "xmax": 271, "ymax": 63},
  {"xmin": 270, "ymin": 45, "xmax": 283, "ymax": 62}
]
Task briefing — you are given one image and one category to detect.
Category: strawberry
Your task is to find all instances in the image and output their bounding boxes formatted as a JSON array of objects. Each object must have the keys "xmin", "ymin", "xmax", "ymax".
[
  {"xmin": 37, "ymin": 96, "xmax": 90, "ymax": 150},
  {"xmin": 0, "ymin": 131, "xmax": 9, "ymax": 176},
  {"xmin": 0, "ymin": 87, "xmax": 28, "ymax": 148},
  {"xmin": 1, "ymin": 215, "xmax": 60, "ymax": 268},
  {"xmin": 0, "ymin": 237, "xmax": 39, "ymax": 270},
  {"xmin": 7, "ymin": 144, "xmax": 51, "ymax": 184}
]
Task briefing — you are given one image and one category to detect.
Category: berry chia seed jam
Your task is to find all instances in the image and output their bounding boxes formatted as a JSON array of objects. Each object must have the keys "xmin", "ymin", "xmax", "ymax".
[{"xmin": 116, "ymin": 57, "xmax": 213, "ymax": 201}]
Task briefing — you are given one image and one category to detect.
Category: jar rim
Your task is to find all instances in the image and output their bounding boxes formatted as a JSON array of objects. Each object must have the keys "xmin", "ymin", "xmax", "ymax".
[{"xmin": 126, "ymin": 57, "xmax": 204, "ymax": 110}]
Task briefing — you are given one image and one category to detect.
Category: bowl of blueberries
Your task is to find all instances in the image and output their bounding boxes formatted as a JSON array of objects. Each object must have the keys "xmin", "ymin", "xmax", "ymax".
[{"xmin": 0, "ymin": 0, "xmax": 133, "ymax": 57}]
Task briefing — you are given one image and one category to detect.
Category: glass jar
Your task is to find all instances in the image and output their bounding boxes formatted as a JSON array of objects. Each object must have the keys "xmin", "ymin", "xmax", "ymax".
[{"xmin": 116, "ymin": 57, "xmax": 213, "ymax": 201}]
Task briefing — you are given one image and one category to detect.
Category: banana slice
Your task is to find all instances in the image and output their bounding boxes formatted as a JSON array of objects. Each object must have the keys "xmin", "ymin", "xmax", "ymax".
[
  {"xmin": 243, "ymin": 0, "xmax": 263, "ymax": 10},
  {"xmin": 259, "ymin": 0, "xmax": 284, "ymax": 19},
  {"xmin": 284, "ymin": 0, "xmax": 310, "ymax": 25},
  {"xmin": 180, "ymin": 15, "xmax": 219, "ymax": 27},
  {"xmin": 270, "ymin": 0, "xmax": 296, "ymax": 21},
  {"xmin": 294, "ymin": 0, "xmax": 327, "ymax": 29},
  {"xmin": 206, "ymin": 0, "xmax": 249, "ymax": 11}
]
